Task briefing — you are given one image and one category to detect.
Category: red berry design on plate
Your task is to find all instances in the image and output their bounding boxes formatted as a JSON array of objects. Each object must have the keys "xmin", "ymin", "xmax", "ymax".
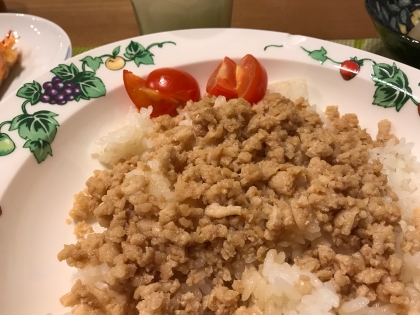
[{"xmin": 340, "ymin": 60, "xmax": 360, "ymax": 81}]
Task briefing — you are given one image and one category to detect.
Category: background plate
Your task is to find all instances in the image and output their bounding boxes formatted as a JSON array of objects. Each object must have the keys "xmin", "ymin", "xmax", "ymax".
[{"xmin": 0, "ymin": 13, "xmax": 71, "ymax": 101}]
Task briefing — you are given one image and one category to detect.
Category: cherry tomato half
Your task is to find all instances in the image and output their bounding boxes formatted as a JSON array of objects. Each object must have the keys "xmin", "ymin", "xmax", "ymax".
[
  {"xmin": 206, "ymin": 56, "xmax": 237, "ymax": 99},
  {"xmin": 123, "ymin": 70, "xmax": 179, "ymax": 118},
  {"xmin": 205, "ymin": 54, "xmax": 267, "ymax": 105},
  {"xmin": 145, "ymin": 68, "xmax": 201, "ymax": 103},
  {"xmin": 236, "ymin": 54, "xmax": 268, "ymax": 105},
  {"xmin": 123, "ymin": 68, "xmax": 201, "ymax": 117}
]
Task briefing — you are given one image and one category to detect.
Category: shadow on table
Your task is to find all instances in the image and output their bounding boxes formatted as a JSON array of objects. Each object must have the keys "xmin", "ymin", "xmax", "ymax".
[
  {"xmin": 2, "ymin": 2, "xmax": 29, "ymax": 14},
  {"xmin": 372, "ymin": 46, "xmax": 403, "ymax": 63}
]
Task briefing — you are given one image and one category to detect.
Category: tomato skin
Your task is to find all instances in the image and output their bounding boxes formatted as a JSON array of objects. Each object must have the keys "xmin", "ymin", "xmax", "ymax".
[
  {"xmin": 206, "ymin": 57, "xmax": 237, "ymax": 99},
  {"xmin": 145, "ymin": 68, "xmax": 201, "ymax": 102},
  {"xmin": 123, "ymin": 70, "xmax": 179, "ymax": 118},
  {"xmin": 124, "ymin": 68, "xmax": 201, "ymax": 118},
  {"xmin": 236, "ymin": 54, "xmax": 268, "ymax": 105}
]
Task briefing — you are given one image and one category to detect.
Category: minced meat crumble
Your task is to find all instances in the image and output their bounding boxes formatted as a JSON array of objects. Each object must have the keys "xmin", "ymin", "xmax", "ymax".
[{"xmin": 58, "ymin": 93, "xmax": 406, "ymax": 315}]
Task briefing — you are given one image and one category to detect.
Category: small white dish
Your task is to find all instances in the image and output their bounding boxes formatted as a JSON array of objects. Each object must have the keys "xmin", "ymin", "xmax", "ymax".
[
  {"xmin": 1, "ymin": 28, "xmax": 420, "ymax": 314},
  {"xmin": 0, "ymin": 13, "xmax": 72, "ymax": 100}
]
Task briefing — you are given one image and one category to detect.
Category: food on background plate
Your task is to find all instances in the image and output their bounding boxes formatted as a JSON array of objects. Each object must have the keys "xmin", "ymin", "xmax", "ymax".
[
  {"xmin": 58, "ymin": 57, "xmax": 420, "ymax": 315},
  {"xmin": 0, "ymin": 31, "xmax": 18, "ymax": 87}
]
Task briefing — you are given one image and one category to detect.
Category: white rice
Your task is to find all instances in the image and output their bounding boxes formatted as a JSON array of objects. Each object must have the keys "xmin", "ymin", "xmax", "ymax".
[
  {"xmin": 241, "ymin": 249, "xmax": 340, "ymax": 315},
  {"xmin": 92, "ymin": 106, "xmax": 155, "ymax": 165},
  {"xmin": 242, "ymin": 250, "xmax": 398, "ymax": 315},
  {"xmin": 214, "ymin": 95, "xmax": 227, "ymax": 108},
  {"xmin": 268, "ymin": 79, "xmax": 308, "ymax": 102},
  {"xmin": 75, "ymin": 263, "xmax": 109, "ymax": 289},
  {"xmin": 370, "ymin": 138, "xmax": 420, "ymax": 314},
  {"xmin": 371, "ymin": 138, "xmax": 420, "ymax": 221}
]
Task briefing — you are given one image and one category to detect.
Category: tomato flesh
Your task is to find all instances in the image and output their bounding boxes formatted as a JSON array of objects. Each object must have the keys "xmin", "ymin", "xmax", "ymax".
[
  {"xmin": 123, "ymin": 70, "xmax": 179, "ymax": 117},
  {"xmin": 145, "ymin": 68, "xmax": 200, "ymax": 103},
  {"xmin": 205, "ymin": 54, "xmax": 267, "ymax": 104},
  {"xmin": 236, "ymin": 54, "xmax": 268, "ymax": 105},
  {"xmin": 206, "ymin": 57, "xmax": 237, "ymax": 99}
]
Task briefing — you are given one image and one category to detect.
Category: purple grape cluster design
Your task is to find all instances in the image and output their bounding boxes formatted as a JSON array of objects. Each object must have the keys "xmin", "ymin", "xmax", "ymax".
[{"xmin": 39, "ymin": 77, "xmax": 81, "ymax": 105}]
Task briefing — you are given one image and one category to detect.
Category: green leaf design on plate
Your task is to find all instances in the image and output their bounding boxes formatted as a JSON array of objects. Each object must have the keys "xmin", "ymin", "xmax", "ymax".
[
  {"xmin": 16, "ymin": 81, "xmax": 42, "ymax": 105},
  {"xmin": 134, "ymin": 52, "xmax": 155, "ymax": 66},
  {"xmin": 72, "ymin": 71, "xmax": 96, "ymax": 83},
  {"xmin": 80, "ymin": 56, "xmax": 103, "ymax": 72},
  {"xmin": 371, "ymin": 63, "xmax": 397, "ymax": 84},
  {"xmin": 74, "ymin": 94, "xmax": 90, "ymax": 102},
  {"xmin": 51, "ymin": 63, "xmax": 80, "ymax": 82},
  {"xmin": 124, "ymin": 41, "xmax": 146, "ymax": 60},
  {"xmin": 112, "ymin": 46, "xmax": 121, "ymax": 58},
  {"xmin": 23, "ymin": 139, "xmax": 52, "ymax": 163},
  {"xmin": 372, "ymin": 84, "xmax": 412, "ymax": 111},
  {"xmin": 306, "ymin": 47, "xmax": 328, "ymax": 64},
  {"xmin": 78, "ymin": 76, "xmax": 106, "ymax": 99},
  {"xmin": 371, "ymin": 62, "xmax": 413, "ymax": 111},
  {"xmin": 9, "ymin": 111, "xmax": 59, "ymax": 143}
]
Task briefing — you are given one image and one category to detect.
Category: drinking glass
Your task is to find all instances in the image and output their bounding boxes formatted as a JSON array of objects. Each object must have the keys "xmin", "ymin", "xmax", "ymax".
[{"xmin": 130, "ymin": 0, "xmax": 234, "ymax": 35}]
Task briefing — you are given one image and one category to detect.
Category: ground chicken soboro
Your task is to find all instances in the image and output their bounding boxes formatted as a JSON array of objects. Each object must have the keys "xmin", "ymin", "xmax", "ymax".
[{"xmin": 58, "ymin": 93, "xmax": 406, "ymax": 315}]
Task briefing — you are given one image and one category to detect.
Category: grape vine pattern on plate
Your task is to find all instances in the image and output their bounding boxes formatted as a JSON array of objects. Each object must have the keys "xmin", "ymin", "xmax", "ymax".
[
  {"xmin": 265, "ymin": 44, "xmax": 420, "ymax": 114},
  {"xmin": 0, "ymin": 40, "xmax": 176, "ymax": 163}
]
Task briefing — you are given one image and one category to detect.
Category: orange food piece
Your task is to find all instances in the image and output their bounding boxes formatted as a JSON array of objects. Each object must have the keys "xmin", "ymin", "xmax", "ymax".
[{"xmin": 0, "ymin": 31, "xmax": 18, "ymax": 87}]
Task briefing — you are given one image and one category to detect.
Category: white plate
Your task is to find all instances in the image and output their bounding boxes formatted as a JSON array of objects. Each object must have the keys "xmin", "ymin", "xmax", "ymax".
[
  {"xmin": 0, "ymin": 13, "xmax": 71, "ymax": 100},
  {"xmin": 0, "ymin": 28, "xmax": 419, "ymax": 314}
]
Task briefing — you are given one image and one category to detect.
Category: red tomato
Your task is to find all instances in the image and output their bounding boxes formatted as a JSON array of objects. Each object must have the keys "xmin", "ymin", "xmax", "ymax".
[
  {"xmin": 236, "ymin": 54, "xmax": 268, "ymax": 105},
  {"xmin": 206, "ymin": 56, "xmax": 237, "ymax": 99},
  {"xmin": 205, "ymin": 54, "xmax": 267, "ymax": 104},
  {"xmin": 123, "ymin": 70, "xmax": 179, "ymax": 118},
  {"xmin": 124, "ymin": 68, "xmax": 201, "ymax": 117},
  {"xmin": 145, "ymin": 68, "xmax": 200, "ymax": 102}
]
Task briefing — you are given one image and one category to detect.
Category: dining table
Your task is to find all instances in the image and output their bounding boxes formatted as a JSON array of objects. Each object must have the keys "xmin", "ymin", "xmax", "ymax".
[
  {"xmin": 2, "ymin": 0, "xmax": 383, "ymax": 57},
  {"xmin": 3, "ymin": 2, "xmax": 420, "ymax": 315}
]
